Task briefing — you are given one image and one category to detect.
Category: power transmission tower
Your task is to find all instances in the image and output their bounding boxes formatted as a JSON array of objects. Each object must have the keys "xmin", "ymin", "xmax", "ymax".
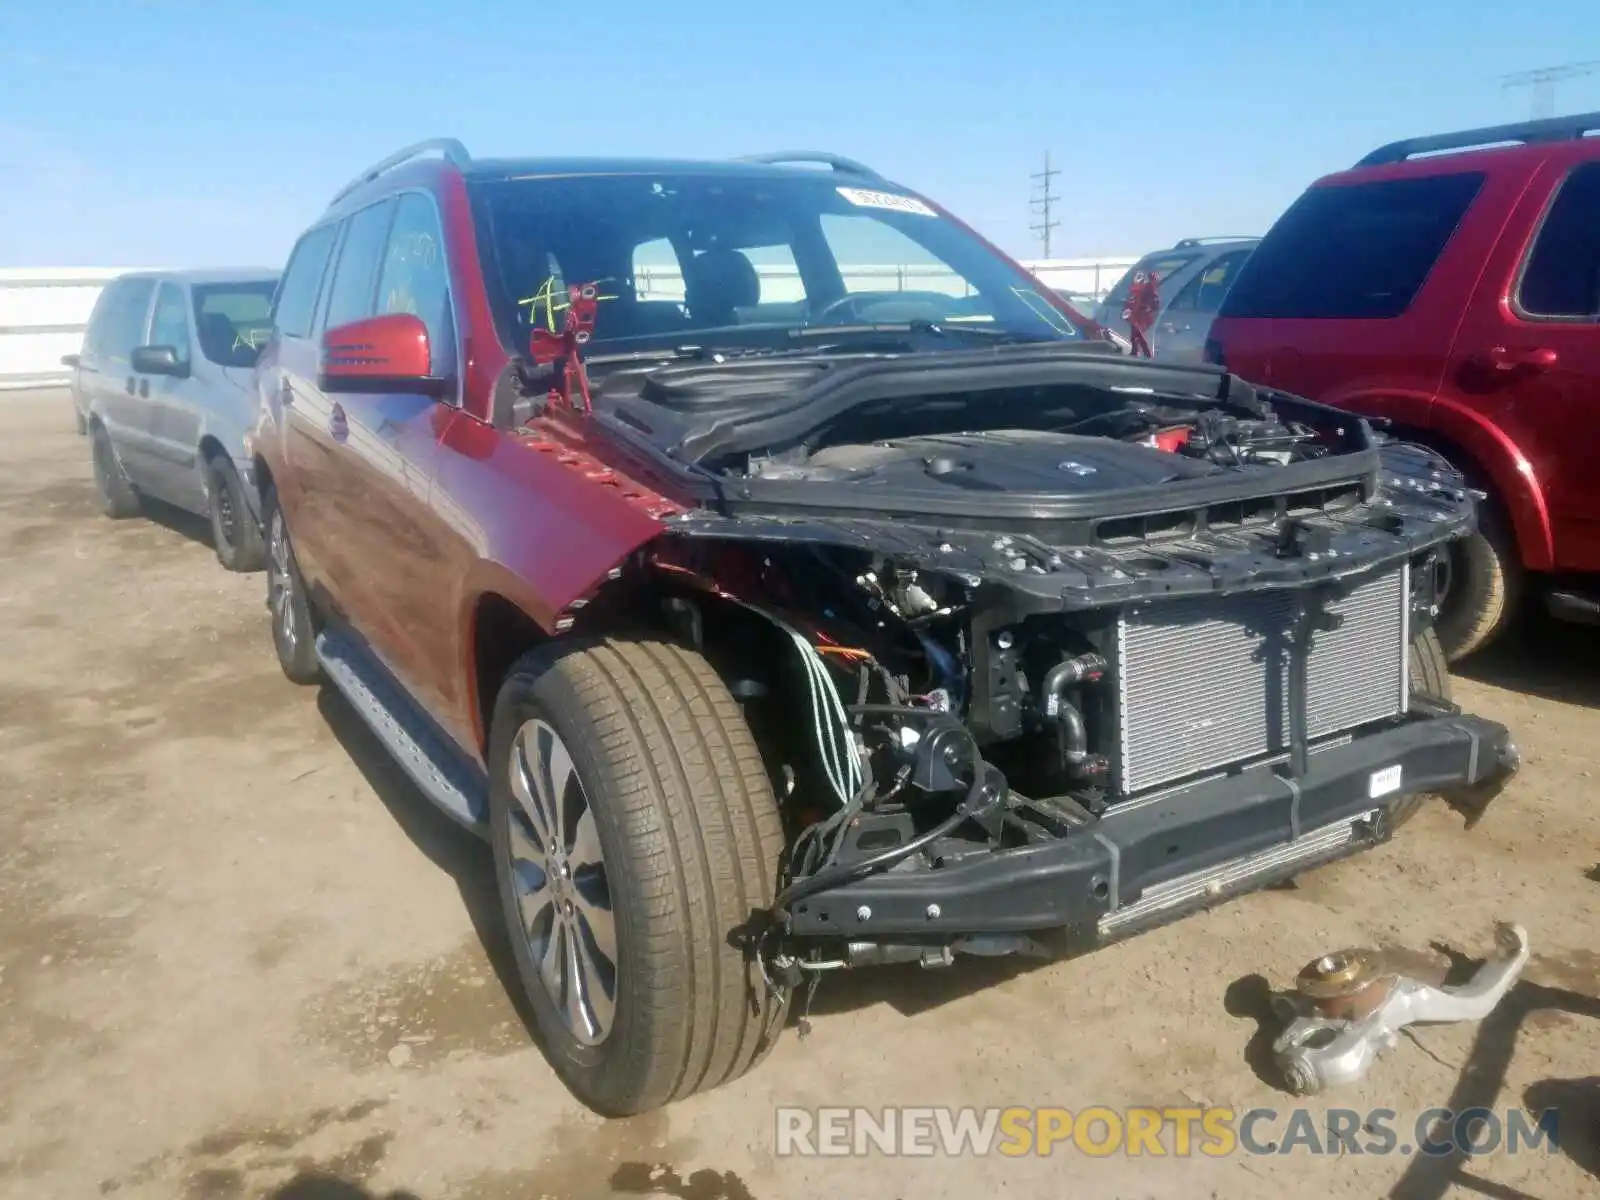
[
  {"xmin": 1030, "ymin": 152, "xmax": 1061, "ymax": 258},
  {"xmin": 1498, "ymin": 60, "xmax": 1600, "ymax": 118}
]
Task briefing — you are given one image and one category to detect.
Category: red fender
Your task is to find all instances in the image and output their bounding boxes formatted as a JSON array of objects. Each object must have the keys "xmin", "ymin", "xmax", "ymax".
[
  {"xmin": 1423, "ymin": 394, "xmax": 1553, "ymax": 571},
  {"xmin": 1325, "ymin": 388, "xmax": 1552, "ymax": 572}
]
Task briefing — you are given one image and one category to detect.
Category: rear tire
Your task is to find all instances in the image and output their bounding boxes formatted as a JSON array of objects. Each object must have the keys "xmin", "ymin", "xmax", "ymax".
[
  {"xmin": 487, "ymin": 637, "xmax": 786, "ymax": 1115},
  {"xmin": 206, "ymin": 454, "xmax": 266, "ymax": 573},
  {"xmin": 1391, "ymin": 627, "xmax": 1451, "ymax": 829},
  {"xmin": 264, "ymin": 494, "xmax": 320, "ymax": 684},
  {"xmin": 90, "ymin": 424, "xmax": 140, "ymax": 519},
  {"xmin": 1434, "ymin": 498, "xmax": 1522, "ymax": 662}
]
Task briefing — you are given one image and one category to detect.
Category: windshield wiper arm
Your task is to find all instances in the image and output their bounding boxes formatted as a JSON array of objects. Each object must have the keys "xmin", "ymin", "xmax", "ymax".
[{"xmin": 787, "ymin": 319, "xmax": 1054, "ymax": 345}]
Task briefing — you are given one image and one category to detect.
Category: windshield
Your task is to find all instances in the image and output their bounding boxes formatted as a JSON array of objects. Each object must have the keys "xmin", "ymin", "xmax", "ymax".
[
  {"xmin": 467, "ymin": 172, "xmax": 1082, "ymax": 354},
  {"xmin": 1103, "ymin": 251, "xmax": 1200, "ymax": 311},
  {"xmin": 193, "ymin": 281, "xmax": 278, "ymax": 367}
]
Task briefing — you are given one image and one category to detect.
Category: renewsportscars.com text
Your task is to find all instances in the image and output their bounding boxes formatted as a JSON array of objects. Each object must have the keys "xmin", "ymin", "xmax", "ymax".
[{"xmin": 774, "ymin": 1105, "xmax": 1561, "ymax": 1159}]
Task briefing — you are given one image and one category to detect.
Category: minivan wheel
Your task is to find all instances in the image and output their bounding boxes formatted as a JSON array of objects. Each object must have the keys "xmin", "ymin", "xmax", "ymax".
[
  {"xmin": 487, "ymin": 638, "xmax": 786, "ymax": 1115},
  {"xmin": 1433, "ymin": 504, "xmax": 1522, "ymax": 662},
  {"xmin": 206, "ymin": 454, "xmax": 266, "ymax": 573},
  {"xmin": 90, "ymin": 424, "xmax": 140, "ymax": 519},
  {"xmin": 265, "ymin": 496, "xmax": 321, "ymax": 684}
]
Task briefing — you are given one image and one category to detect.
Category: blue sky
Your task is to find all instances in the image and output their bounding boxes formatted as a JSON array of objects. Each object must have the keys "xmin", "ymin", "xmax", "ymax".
[{"xmin": 1, "ymin": 0, "xmax": 1596, "ymax": 269}]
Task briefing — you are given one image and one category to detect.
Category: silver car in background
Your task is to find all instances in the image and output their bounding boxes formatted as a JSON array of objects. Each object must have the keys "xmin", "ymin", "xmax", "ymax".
[
  {"xmin": 1094, "ymin": 237, "xmax": 1258, "ymax": 363},
  {"xmin": 68, "ymin": 268, "xmax": 279, "ymax": 570}
]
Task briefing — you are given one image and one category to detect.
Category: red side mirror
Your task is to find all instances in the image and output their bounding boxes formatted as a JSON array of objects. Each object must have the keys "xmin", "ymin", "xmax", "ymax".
[{"xmin": 320, "ymin": 313, "xmax": 448, "ymax": 395}]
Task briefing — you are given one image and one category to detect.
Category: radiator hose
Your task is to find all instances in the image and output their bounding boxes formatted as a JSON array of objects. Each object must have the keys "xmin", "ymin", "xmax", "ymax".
[{"xmin": 1041, "ymin": 653, "xmax": 1108, "ymax": 777}]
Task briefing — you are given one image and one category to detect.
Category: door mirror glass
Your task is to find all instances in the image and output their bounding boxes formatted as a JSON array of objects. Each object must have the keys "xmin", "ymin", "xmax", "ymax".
[
  {"xmin": 319, "ymin": 313, "xmax": 449, "ymax": 396},
  {"xmin": 131, "ymin": 344, "xmax": 188, "ymax": 376}
]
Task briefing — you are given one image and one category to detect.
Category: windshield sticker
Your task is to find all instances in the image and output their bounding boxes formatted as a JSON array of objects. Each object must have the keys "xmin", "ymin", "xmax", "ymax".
[
  {"xmin": 519, "ymin": 275, "xmax": 618, "ymax": 334},
  {"xmin": 835, "ymin": 187, "xmax": 937, "ymax": 218}
]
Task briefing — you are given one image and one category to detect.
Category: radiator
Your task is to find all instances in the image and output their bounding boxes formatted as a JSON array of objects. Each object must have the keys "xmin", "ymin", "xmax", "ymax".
[{"xmin": 1116, "ymin": 563, "xmax": 1409, "ymax": 794}]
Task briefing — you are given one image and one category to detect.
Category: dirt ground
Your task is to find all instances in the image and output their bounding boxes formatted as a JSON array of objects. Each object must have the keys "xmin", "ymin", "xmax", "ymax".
[{"xmin": 0, "ymin": 390, "xmax": 1596, "ymax": 1200}]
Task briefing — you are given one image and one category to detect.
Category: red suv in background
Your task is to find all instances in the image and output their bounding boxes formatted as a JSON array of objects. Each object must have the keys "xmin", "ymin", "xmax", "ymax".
[{"xmin": 1207, "ymin": 112, "xmax": 1600, "ymax": 660}]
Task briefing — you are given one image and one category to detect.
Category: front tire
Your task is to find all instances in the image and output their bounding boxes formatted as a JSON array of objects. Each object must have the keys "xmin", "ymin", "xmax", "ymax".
[
  {"xmin": 1434, "ymin": 498, "xmax": 1522, "ymax": 662},
  {"xmin": 487, "ymin": 638, "xmax": 786, "ymax": 1115},
  {"xmin": 90, "ymin": 424, "xmax": 140, "ymax": 519},
  {"xmin": 206, "ymin": 454, "xmax": 266, "ymax": 573},
  {"xmin": 264, "ymin": 495, "xmax": 320, "ymax": 684}
]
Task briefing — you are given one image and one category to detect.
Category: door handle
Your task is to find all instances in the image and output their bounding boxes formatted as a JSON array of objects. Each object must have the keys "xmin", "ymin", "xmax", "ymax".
[
  {"xmin": 125, "ymin": 376, "xmax": 136, "ymax": 395},
  {"xmin": 1485, "ymin": 345, "xmax": 1558, "ymax": 372},
  {"xmin": 328, "ymin": 403, "xmax": 349, "ymax": 441},
  {"xmin": 138, "ymin": 378, "xmax": 149, "ymax": 399}
]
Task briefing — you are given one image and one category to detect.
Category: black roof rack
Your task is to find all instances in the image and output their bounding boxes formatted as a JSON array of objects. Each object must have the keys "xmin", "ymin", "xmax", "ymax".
[
  {"xmin": 329, "ymin": 138, "xmax": 471, "ymax": 205},
  {"xmin": 735, "ymin": 151, "xmax": 882, "ymax": 179},
  {"xmin": 1356, "ymin": 111, "xmax": 1600, "ymax": 167},
  {"xmin": 1173, "ymin": 235, "xmax": 1256, "ymax": 248}
]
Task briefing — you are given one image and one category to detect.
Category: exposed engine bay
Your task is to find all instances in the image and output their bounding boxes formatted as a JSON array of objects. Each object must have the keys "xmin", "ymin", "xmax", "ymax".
[
  {"xmin": 737, "ymin": 404, "xmax": 1331, "ymax": 487},
  {"xmin": 548, "ymin": 347, "xmax": 1519, "ymax": 984}
]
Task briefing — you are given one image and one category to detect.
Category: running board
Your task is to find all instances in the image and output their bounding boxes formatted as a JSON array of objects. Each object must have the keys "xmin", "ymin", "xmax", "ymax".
[
  {"xmin": 1545, "ymin": 589, "xmax": 1600, "ymax": 627},
  {"xmin": 1097, "ymin": 808, "xmax": 1378, "ymax": 938},
  {"xmin": 315, "ymin": 629, "xmax": 489, "ymax": 835}
]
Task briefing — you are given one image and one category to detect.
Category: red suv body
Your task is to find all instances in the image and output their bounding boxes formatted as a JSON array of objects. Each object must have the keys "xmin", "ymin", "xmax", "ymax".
[{"xmin": 1208, "ymin": 112, "xmax": 1600, "ymax": 657}]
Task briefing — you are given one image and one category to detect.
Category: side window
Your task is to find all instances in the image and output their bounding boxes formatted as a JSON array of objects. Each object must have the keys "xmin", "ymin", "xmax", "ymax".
[
  {"xmin": 1166, "ymin": 250, "xmax": 1253, "ymax": 315},
  {"xmin": 375, "ymin": 193, "xmax": 454, "ymax": 372},
  {"xmin": 148, "ymin": 282, "xmax": 191, "ymax": 366},
  {"xmin": 1221, "ymin": 173, "xmax": 1484, "ymax": 320},
  {"xmin": 96, "ymin": 279, "xmax": 156, "ymax": 361},
  {"xmin": 273, "ymin": 224, "xmax": 338, "ymax": 338},
  {"xmin": 1518, "ymin": 162, "xmax": 1600, "ymax": 321},
  {"xmin": 323, "ymin": 200, "xmax": 396, "ymax": 329}
]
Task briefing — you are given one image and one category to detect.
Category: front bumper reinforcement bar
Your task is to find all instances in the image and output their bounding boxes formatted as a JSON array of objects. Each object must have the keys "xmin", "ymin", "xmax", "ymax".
[{"xmin": 786, "ymin": 714, "xmax": 1518, "ymax": 941}]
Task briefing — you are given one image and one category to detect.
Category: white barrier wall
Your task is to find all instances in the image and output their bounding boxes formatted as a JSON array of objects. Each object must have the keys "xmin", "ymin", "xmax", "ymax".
[
  {"xmin": 0, "ymin": 269, "xmax": 153, "ymax": 390},
  {"xmin": 0, "ymin": 255, "xmax": 1137, "ymax": 390}
]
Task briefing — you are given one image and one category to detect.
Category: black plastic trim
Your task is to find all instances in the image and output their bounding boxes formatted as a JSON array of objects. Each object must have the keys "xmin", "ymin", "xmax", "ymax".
[{"xmin": 786, "ymin": 713, "xmax": 1517, "ymax": 939}]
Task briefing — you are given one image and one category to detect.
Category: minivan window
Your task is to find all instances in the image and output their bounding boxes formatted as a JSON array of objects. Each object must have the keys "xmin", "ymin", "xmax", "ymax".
[
  {"xmin": 1220, "ymin": 172, "xmax": 1484, "ymax": 320},
  {"xmin": 324, "ymin": 200, "xmax": 396, "ymax": 330},
  {"xmin": 1166, "ymin": 249, "xmax": 1253, "ymax": 315},
  {"xmin": 194, "ymin": 281, "xmax": 278, "ymax": 367},
  {"xmin": 1104, "ymin": 251, "xmax": 1200, "ymax": 311},
  {"xmin": 1517, "ymin": 162, "xmax": 1600, "ymax": 321},
  {"xmin": 273, "ymin": 224, "xmax": 338, "ymax": 338},
  {"xmin": 149, "ymin": 283, "xmax": 191, "ymax": 367},
  {"xmin": 90, "ymin": 278, "xmax": 156, "ymax": 360}
]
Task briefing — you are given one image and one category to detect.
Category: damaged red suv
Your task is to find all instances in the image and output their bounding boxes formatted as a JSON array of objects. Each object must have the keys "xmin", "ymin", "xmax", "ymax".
[
  {"xmin": 252, "ymin": 140, "xmax": 1516, "ymax": 1114},
  {"xmin": 1208, "ymin": 112, "xmax": 1600, "ymax": 660}
]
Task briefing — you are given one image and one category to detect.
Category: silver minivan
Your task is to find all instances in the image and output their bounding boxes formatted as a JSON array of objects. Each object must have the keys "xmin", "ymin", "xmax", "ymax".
[
  {"xmin": 1093, "ymin": 237, "xmax": 1258, "ymax": 364},
  {"xmin": 68, "ymin": 268, "xmax": 279, "ymax": 570}
]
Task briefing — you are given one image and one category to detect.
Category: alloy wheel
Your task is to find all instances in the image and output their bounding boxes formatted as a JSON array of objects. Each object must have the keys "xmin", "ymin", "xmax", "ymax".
[
  {"xmin": 506, "ymin": 718, "xmax": 617, "ymax": 1046},
  {"xmin": 268, "ymin": 510, "xmax": 295, "ymax": 653}
]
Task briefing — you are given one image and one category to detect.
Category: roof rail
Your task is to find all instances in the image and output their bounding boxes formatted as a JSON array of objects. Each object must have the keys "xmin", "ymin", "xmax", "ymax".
[
  {"xmin": 1356, "ymin": 111, "xmax": 1600, "ymax": 167},
  {"xmin": 735, "ymin": 151, "xmax": 881, "ymax": 178},
  {"xmin": 1173, "ymin": 235, "xmax": 1257, "ymax": 248},
  {"xmin": 329, "ymin": 138, "xmax": 471, "ymax": 205}
]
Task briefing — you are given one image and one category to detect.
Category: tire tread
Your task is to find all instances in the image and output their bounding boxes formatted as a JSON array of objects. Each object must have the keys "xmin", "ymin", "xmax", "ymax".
[{"xmin": 497, "ymin": 636, "xmax": 783, "ymax": 1113}]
